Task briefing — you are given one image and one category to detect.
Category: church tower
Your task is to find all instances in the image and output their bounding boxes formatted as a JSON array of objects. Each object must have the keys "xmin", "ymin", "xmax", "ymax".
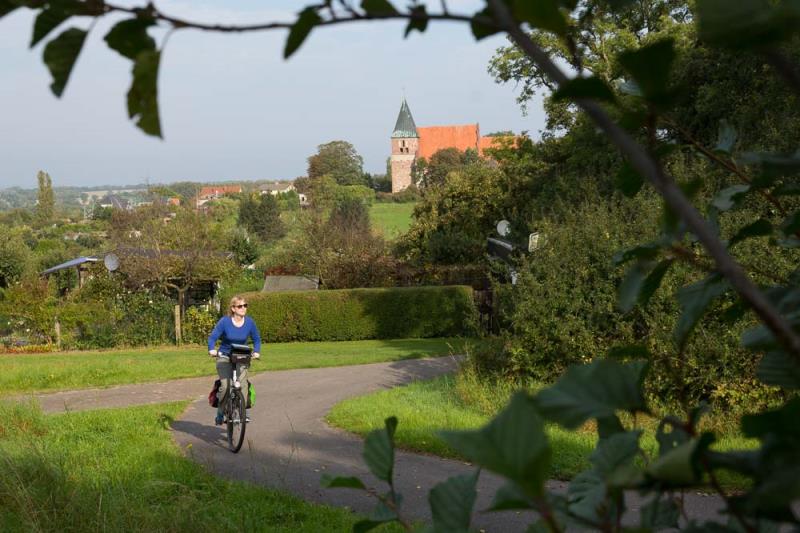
[{"xmin": 390, "ymin": 97, "xmax": 419, "ymax": 193}]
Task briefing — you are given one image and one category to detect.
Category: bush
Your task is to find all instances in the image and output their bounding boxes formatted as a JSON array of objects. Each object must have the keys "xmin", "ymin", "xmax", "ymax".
[
  {"xmin": 244, "ymin": 286, "xmax": 477, "ymax": 342},
  {"xmin": 183, "ymin": 306, "xmax": 217, "ymax": 345},
  {"xmin": 485, "ymin": 195, "xmax": 788, "ymax": 411}
]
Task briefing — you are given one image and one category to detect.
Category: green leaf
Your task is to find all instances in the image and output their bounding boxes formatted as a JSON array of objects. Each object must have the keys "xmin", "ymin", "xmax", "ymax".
[
  {"xmin": 429, "ymin": 470, "xmax": 479, "ymax": 533},
  {"xmin": 404, "ymin": 5, "xmax": 428, "ymax": 37},
  {"xmin": 674, "ymin": 275, "xmax": 729, "ymax": 347},
  {"xmin": 711, "ymin": 184, "xmax": 750, "ymax": 211},
  {"xmin": 470, "ymin": 7, "xmax": 500, "ymax": 40},
  {"xmin": 696, "ymin": 0, "xmax": 799, "ymax": 48},
  {"xmin": 772, "ymin": 182, "xmax": 800, "ymax": 196},
  {"xmin": 104, "ymin": 18, "xmax": 156, "ymax": 60},
  {"xmin": 42, "ymin": 27, "xmax": 87, "ymax": 97},
  {"xmin": 640, "ymin": 496, "xmax": 680, "ymax": 530},
  {"xmin": 0, "ymin": 0, "xmax": 25, "ymax": 20},
  {"xmin": 729, "ymin": 219, "xmax": 773, "ymax": 248},
  {"xmin": 607, "ymin": 344, "xmax": 650, "ymax": 360},
  {"xmin": 553, "ymin": 76, "xmax": 616, "ymax": 103},
  {"xmin": 320, "ymin": 474, "xmax": 367, "ymax": 490},
  {"xmin": 714, "ymin": 119, "xmax": 737, "ymax": 154},
  {"xmin": 618, "ymin": 39, "xmax": 676, "ymax": 107},
  {"xmin": 567, "ymin": 470, "xmax": 607, "ymax": 523},
  {"xmin": 534, "ymin": 359, "xmax": 649, "ymax": 429},
  {"xmin": 640, "ymin": 259, "xmax": 672, "ymax": 308},
  {"xmin": 618, "ymin": 259, "xmax": 670, "ymax": 313},
  {"xmin": 127, "ymin": 49, "xmax": 162, "ymax": 137},
  {"xmin": 756, "ymin": 351, "xmax": 800, "ymax": 389},
  {"xmin": 596, "ymin": 415, "xmax": 625, "ymax": 439},
  {"xmin": 511, "ymin": 0, "xmax": 568, "ymax": 36},
  {"xmin": 361, "ymin": 0, "xmax": 397, "ymax": 15},
  {"xmin": 656, "ymin": 418, "xmax": 691, "ymax": 457},
  {"xmin": 590, "ymin": 430, "xmax": 641, "ymax": 477},
  {"xmin": 612, "ymin": 243, "xmax": 660, "ymax": 266},
  {"xmin": 31, "ymin": 2, "xmax": 76, "ymax": 48},
  {"xmin": 284, "ymin": 7, "xmax": 321, "ymax": 59},
  {"xmin": 362, "ymin": 416, "xmax": 397, "ymax": 483},
  {"xmin": 618, "ymin": 261, "xmax": 650, "ymax": 313},
  {"xmin": 440, "ymin": 392, "xmax": 551, "ymax": 496},
  {"xmin": 615, "ymin": 162, "xmax": 644, "ymax": 197},
  {"xmin": 740, "ymin": 152, "xmax": 800, "ymax": 186},
  {"xmin": 487, "ymin": 482, "xmax": 532, "ymax": 511},
  {"xmin": 647, "ymin": 433, "xmax": 714, "ymax": 486},
  {"xmin": 781, "ymin": 210, "xmax": 800, "ymax": 236},
  {"xmin": 742, "ymin": 397, "xmax": 800, "ymax": 440}
]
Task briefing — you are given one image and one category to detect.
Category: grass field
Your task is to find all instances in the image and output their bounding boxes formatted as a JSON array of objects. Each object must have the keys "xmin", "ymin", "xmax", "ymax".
[
  {"xmin": 327, "ymin": 374, "xmax": 755, "ymax": 490},
  {"xmin": 370, "ymin": 202, "xmax": 415, "ymax": 238},
  {"xmin": 0, "ymin": 337, "xmax": 467, "ymax": 395},
  {"xmin": 0, "ymin": 401, "xmax": 391, "ymax": 532}
]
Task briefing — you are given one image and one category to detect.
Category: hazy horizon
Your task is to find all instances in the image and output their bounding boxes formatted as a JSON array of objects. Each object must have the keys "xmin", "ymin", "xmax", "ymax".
[{"xmin": 0, "ymin": 0, "xmax": 547, "ymax": 189}]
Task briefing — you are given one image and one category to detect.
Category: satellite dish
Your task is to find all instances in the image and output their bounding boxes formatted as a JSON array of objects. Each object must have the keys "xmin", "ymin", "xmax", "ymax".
[
  {"xmin": 103, "ymin": 253, "xmax": 120, "ymax": 272},
  {"xmin": 496, "ymin": 219, "xmax": 511, "ymax": 237}
]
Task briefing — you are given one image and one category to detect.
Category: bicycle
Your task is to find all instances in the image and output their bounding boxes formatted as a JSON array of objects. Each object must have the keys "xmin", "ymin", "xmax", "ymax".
[{"xmin": 215, "ymin": 343, "xmax": 252, "ymax": 453}]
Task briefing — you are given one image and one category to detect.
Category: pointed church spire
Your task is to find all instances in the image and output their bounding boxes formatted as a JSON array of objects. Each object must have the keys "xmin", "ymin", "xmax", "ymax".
[{"xmin": 392, "ymin": 96, "xmax": 418, "ymax": 138}]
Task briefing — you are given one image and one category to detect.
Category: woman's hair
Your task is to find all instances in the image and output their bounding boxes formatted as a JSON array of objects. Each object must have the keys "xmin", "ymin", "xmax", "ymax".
[{"xmin": 228, "ymin": 295, "xmax": 246, "ymax": 317}]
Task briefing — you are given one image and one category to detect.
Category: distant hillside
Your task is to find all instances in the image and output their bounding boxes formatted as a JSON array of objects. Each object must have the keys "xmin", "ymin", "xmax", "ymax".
[{"xmin": 0, "ymin": 178, "xmax": 292, "ymax": 211}]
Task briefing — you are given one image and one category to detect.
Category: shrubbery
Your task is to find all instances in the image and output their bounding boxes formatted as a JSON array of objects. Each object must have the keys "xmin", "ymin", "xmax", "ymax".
[
  {"xmin": 244, "ymin": 286, "xmax": 477, "ymax": 342},
  {"xmin": 480, "ymin": 194, "xmax": 789, "ymax": 411}
]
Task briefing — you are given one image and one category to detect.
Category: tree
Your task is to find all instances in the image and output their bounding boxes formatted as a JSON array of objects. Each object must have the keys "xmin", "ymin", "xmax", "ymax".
[
  {"xmin": 0, "ymin": 227, "xmax": 32, "ymax": 288},
  {"xmin": 110, "ymin": 206, "xmax": 235, "ymax": 315},
  {"xmin": 416, "ymin": 147, "xmax": 479, "ymax": 189},
  {"xmin": 307, "ymin": 141, "xmax": 366, "ymax": 186},
  {"xmin": 238, "ymin": 192, "xmax": 286, "ymax": 243},
  {"xmin": 35, "ymin": 170, "xmax": 54, "ymax": 225}
]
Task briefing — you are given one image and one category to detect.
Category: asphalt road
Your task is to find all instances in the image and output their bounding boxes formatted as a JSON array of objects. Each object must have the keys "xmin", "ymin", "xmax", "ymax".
[{"xmin": 29, "ymin": 357, "xmax": 726, "ymax": 531}]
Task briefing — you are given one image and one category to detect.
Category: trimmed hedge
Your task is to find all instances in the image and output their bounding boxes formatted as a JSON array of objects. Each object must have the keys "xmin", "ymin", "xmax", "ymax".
[{"xmin": 243, "ymin": 286, "xmax": 477, "ymax": 342}]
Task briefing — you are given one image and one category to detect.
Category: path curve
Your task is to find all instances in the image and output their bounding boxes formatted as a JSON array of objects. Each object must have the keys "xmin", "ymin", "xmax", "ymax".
[{"xmin": 28, "ymin": 357, "xmax": 724, "ymax": 531}]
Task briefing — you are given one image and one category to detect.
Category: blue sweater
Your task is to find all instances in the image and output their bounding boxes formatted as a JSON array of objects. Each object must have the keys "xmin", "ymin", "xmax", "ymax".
[{"xmin": 208, "ymin": 316, "xmax": 262, "ymax": 354}]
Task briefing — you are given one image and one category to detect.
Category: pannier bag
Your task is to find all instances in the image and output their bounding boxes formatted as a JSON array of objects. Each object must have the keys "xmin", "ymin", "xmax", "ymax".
[
  {"xmin": 247, "ymin": 383, "xmax": 256, "ymax": 408},
  {"xmin": 208, "ymin": 379, "xmax": 221, "ymax": 407}
]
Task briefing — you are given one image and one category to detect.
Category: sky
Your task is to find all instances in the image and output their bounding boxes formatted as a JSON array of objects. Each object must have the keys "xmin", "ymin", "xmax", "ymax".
[{"xmin": 0, "ymin": 0, "xmax": 546, "ymax": 189}]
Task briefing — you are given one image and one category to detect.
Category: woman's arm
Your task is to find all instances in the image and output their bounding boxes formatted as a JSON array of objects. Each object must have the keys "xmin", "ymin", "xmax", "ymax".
[
  {"xmin": 208, "ymin": 317, "xmax": 226, "ymax": 352},
  {"xmin": 249, "ymin": 318, "xmax": 262, "ymax": 355}
]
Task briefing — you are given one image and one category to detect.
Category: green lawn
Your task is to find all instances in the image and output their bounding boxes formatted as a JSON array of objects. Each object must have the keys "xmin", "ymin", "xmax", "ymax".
[
  {"xmin": 370, "ymin": 202, "xmax": 415, "ymax": 238},
  {"xmin": 326, "ymin": 375, "xmax": 755, "ymax": 490},
  {"xmin": 0, "ymin": 337, "xmax": 467, "ymax": 395},
  {"xmin": 0, "ymin": 401, "xmax": 394, "ymax": 532}
]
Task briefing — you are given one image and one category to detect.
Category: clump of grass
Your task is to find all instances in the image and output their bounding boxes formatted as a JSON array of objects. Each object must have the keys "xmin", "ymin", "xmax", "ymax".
[
  {"xmin": 0, "ymin": 400, "xmax": 377, "ymax": 532},
  {"xmin": 327, "ymin": 370, "xmax": 756, "ymax": 489}
]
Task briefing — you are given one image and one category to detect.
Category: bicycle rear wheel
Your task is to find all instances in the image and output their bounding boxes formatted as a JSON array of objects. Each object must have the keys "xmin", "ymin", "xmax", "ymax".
[{"xmin": 227, "ymin": 388, "xmax": 247, "ymax": 453}]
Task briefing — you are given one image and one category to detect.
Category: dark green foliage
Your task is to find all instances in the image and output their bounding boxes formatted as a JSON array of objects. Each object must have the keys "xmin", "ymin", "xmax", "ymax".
[
  {"xmin": 243, "ymin": 286, "xmax": 477, "ymax": 342},
  {"xmin": 0, "ymin": 229, "xmax": 31, "ymax": 288},
  {"xmin": 307, "ymin": 140, "xmax": 366, "ymax": 187},
  {"xmin": 35, "ymin": 170, "xmax": 54, "ymax": 225},
  {"xmin": 42, "ymin": 27, "xmax": 86, "ymax": 97},
  {"xmin": 127, "ymin": 49, "xmax": 161, "ymax": 137},
  {"xmin": 237, "ymin": 193, "xmax": 286, "ymax": 244}
]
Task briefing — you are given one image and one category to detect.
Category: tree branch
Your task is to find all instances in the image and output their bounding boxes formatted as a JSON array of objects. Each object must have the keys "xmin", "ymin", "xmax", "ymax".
[{"xmin": 486, "ymin": 0, "xmax": 800, "ymax": 360}]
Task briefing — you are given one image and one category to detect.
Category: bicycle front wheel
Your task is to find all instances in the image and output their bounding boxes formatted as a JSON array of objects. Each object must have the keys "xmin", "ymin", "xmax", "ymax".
[{"xmin": 227, "ymin": 388, "xmax": 247, "ymax": 453}]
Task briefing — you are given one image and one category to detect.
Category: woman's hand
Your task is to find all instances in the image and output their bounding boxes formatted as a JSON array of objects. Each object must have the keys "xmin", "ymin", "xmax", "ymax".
[
  {"xmin": 209, "ymin": 349, "xmax": 218, "ymax": 357},
  {"xmin": 253, "ymin": 352, "xmax": 260, "ymax": 359}
]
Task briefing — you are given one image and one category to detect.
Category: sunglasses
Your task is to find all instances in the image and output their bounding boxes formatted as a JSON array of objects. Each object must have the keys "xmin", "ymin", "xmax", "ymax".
[{"xmin": 233, "ymin": 304, "xmax": 248, "ymax": 309}]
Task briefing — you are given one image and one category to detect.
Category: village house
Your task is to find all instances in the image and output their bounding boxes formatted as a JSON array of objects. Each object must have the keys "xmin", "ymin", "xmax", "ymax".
[
  {"xmin": 259, "ymin": 181, "xmax": 309, "ymax": 207},
  {"xmin": 195, "ymin": 185, "xmax": 242, "ymax": 208},
  {"xmin": 389, "ymin": 97, "xmax": 512, "ymax": 192}
]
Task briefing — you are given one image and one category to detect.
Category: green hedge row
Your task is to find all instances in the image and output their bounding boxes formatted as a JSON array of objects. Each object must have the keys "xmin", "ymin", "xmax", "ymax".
[{"xmin": 243, "ymin": 286, "xmax": 477, "ymax": 342}]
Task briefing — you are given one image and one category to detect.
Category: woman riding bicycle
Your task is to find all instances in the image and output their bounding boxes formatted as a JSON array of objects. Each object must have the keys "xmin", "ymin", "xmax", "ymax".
[{"xmin": 208, "ymin": 295, "xmax": 261, "ymax": 426}]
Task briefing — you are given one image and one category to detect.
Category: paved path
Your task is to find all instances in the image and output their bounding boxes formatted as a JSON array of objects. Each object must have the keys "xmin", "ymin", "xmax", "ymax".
[{"xmin": 28, "ymin": 357, "xmax": 725, "ymax": 531}]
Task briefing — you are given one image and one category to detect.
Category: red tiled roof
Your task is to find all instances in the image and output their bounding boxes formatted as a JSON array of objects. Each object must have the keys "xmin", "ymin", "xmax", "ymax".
[
  {"xmin": 417, "ymin": 124, "xmax": 480, "ymax": 160},
  {"xmin": 198, "ymin": 185, "xmax": 241, "ymax": 198}
]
